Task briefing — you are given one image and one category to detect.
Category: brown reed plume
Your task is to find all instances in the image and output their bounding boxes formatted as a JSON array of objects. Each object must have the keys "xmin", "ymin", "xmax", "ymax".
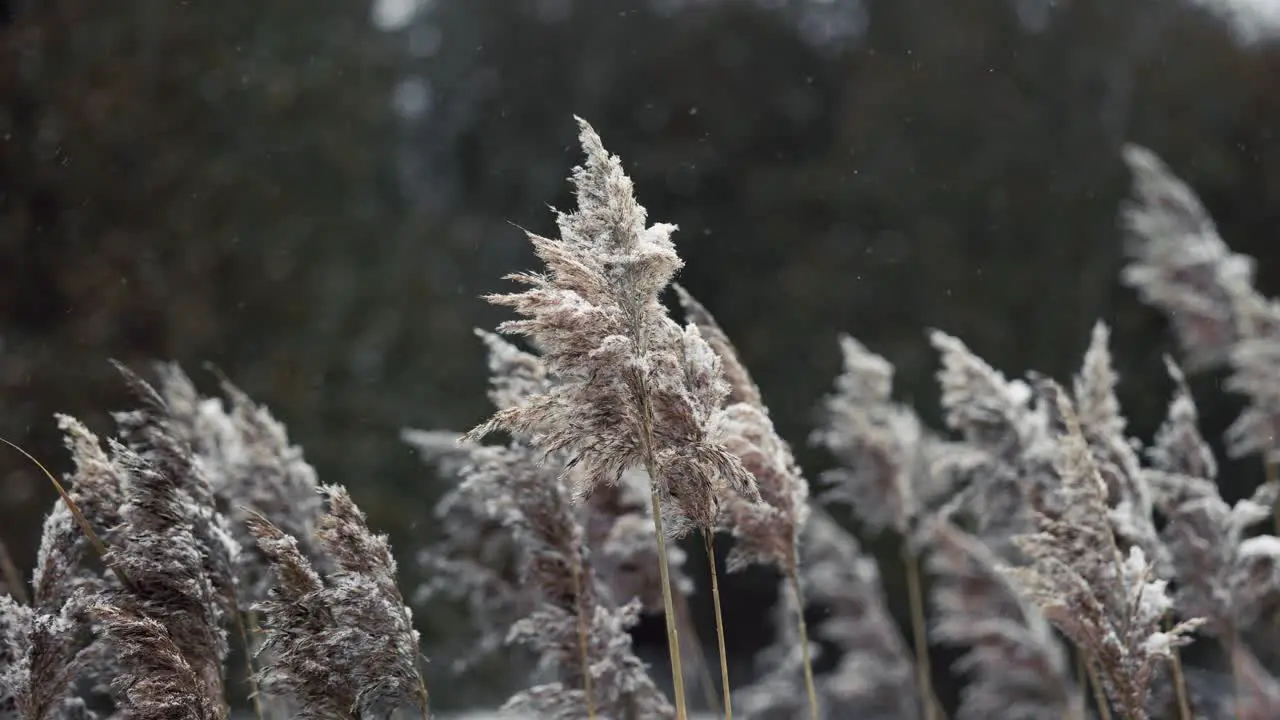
[
  {"xmin": 926, "ymin": 520, "xmax": 1084, "ymax": 720},
  {"xmin": 465, "ymin": 117, "xmax": 760, "ymax": 719},
  {"xmin": 248, "ymin": 485, "xmax": 430, "ymax": 720},
  {"xmin": 1121, "ymin": 145, "xmax": 1280, "ymax": 531},
  {"xmin": 675, "ymin": 285, "xmax": 816, "ymax": 719},
  {"xmin": 420, "ymin": 328, "xmax": 676, "ymax": 717},
  {"xmin": 1003, "ymin": 382, "xmax": 1203, "ymax": 720}
]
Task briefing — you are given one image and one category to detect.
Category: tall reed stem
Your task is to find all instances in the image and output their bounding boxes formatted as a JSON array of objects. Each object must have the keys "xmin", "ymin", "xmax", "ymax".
[
  {"xmin": 646, "ymin": 479, "xmax": 688, "ymax": 719},
  {"xmin": 570, "ymin": 553, "xmax": 597, "ymax": 720},
  {"xmin": 902, "ymin": 542, "xmax": 937, "ymax": 720},
  {"xmin": 1267, "ymin": 457, "xmax": 1279, "ymax": 536},
  {"xmin": 701, "ymin": 530, "xmax": 732, "ymax": 719},
  {"xmin": 233, "ymin": 606, "xmax": 264, "ymax": 720},
  {"xmin": 675, "ymin": 583, "xmax": 721, "ymax": 714},
  {"xmin": 629, "ymin": 312, "xmax": 688, "ymax": 719},
  {"xmin": 1227, "ymin": 625, "xmax": 1242, "ymax": 719},
  {"xmin": 1169, "ymin": 627, "xmax": 1192, "ymax": 720},
  {"xmin": 1073, "ymin": 649, "xmax": 1088, "ymax": 720},
  {"xmin": 785, "ymin": 561, "xmax": 819, "ymax": 720}
]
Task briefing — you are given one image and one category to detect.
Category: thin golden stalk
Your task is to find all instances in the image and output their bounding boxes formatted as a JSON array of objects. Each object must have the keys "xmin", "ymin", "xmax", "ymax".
[
  {"xmin": 1267, "ymin": 457, "xmax": 1279, "ymax": 536},
  {"xmin": 570, "ymin": 552, "xmax": 598, "ymax": 720},
  {"xmin": 0, "ymin": 537, "xmax": 27, "ymax": 605},
  {"xmin": 701, "ymin": 530, "xmax": 732, "ymax": 719},
  {"xmin": 902, "ymin": 542, "xmax": 938, "ymax": 720},
  {"xmin": 233, "ymin": 605, "xmax": 265, "ymax": 720},
  {"xmin": 1074, "ymin": 647, "xmax": 1088, "ymax": 720},
  {"xmin": 635, "ymin": 367, "xmax": 689, "ymax": 719},
  {"xmin": 674, "ymin": 588, "xmax": 721, "ymax": 714},
  {"xmin": 785, "ymin": 560, "xmax": 819, "ymax": 720},
  {"xmin": 1169, "ymin": 628, "xmax": 1192, "ymax": 720},
  {"xmin": 1227, "ymin": 625, "xmax": 1242, "ymax": 719},
  {"xmin": 646, "ymin": 478, "xmax": 688, "ymax": 719}
]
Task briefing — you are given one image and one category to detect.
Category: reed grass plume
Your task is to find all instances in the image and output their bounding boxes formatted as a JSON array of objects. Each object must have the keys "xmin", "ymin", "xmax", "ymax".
[
  {"xmin": 675, "ymin": 284, "xmax": 816, "ymax": 718},
  {"xmin": 1121, "ymin": 145, "xmax": 1280, "ymax": 463},
  {"xmin": 1004, "ymin": 383, "xmax": 1203, "ymax": 719},
  {"xmin": 463, "ymin": 117, "xmax": 760, "ymax": 534},
  {"xmin": 928, "ymin": 330, "xmax": 1057, "ymax": 559},
  {"xmin": 673, "ymin": 286, "xmax": 809, "ymax": 575},
  {"xmin": 814, "ymin": 334, "xmax": 941, "ymax": 540},
  {"xmin": 249, "ymin": 485, "xmax": 429, "ymax": 719},
  {"xmin": 155, "ymin": 364, "xmax": 330, "ymax": 604},
  {"xmin": 1144, "ymin": 361, "xmax": 1280, "ymax": 638},
  {"xmin": 411, "ymin": 326, "xmax": 676, "ymax": 717},
  {"xmin": 418, "ymin": 431, "xmax": 674, "ymax": 717},
  {"xmin": 463, "ymin": 116, "xmax": 761, "ymax": 719},
  {"xmin": 926, "ymin": 520, "xmax": 1082, "ymax": 720},
  {"xmin": 90, "ymin": 603, "xmax": 221, "ymax": 720}
]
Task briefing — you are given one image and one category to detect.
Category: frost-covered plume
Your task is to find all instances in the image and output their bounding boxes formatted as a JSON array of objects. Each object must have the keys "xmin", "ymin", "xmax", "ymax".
[
  {"xmin": 1, "ymin": 594, "xmax": 32, "ymax": 716},
  {"xmin": 1003, "ymin": 383, "xmax": 1202, "ymax": 719},
  {"xmin": 815, "ymin": 334, "xmax": 947, "ymax": 541},
  {"xmin": 929, "ymin": 330, "xmax": 1055, "ymax": 558},
  {"xmin": 53, "ymin": 415, "xmax": 129, "ymax": 585},
  {"xmin": 1119, "ymin": 144, "xmax": 1258, "ymax": 370},
  {"xmin": 413, "ymin": 430, "xmax": 676, "ymax": 717},
  {"xmin": 676, "ymin": 285, "xmax": 817, "ymax": 715},
  {"xmin": 430, "ymin": 398, "xmax": 672, "ymax": 715},
  {"xmin": 101, "ymin": 436, "xmax": 229, "ymax": 711},
  {"xmin": 44, "ymin": 415, "xmax": 133, "ymax": 709},
  {"xmin": 1144, "ymin": 360, "xmax": 1280, "ymax": 639},
  {"xmin": 673, "ymin": 286, "xmax": 808, "ymax": 575},
  {"xmin": 464, "ymin": 117, "xmax": 758, "ymax": 537},
  {"xmin": 672, "ymin": 284, "xmax": 761, "ymax": 409},
  {"xmin": 716, "ymin": 403, "xmax": 808, "ymax": 571},
  {"xmin": 1120, "ymin": 145, "xmax": 1280, "ymax": 462},
  {"xmin": 486, "ymin": 442, "xmax": 674, "ymax": 719},
  {"xmin": 1224, "ymin": 290, "xmax": 1280, "ymax": 463},
  {"xmin": 1072, "ymin": 322, "xmax": 1166, "ymax": 571},
  {"xmin": 1230, "ymin": 535, "xmax": 1280, "ymax": 651},
  {"xmin": 154, "ymin": 364, "xmax": 327, "ymax": 604},
  {"xmin": 90, "ymin": 604, "xmax": 220, "ymax": 720},
  {"xmin": 1147, "ymin": 358, "xmax": 1217, "ymax": 481},
  {"xmin": 475, "ymin": 328, "xmax": 556, "ymax": 412},
  {"xmin": 405, "ymin": 429, "xmax": 529, "ymax": 674},
  {"xmin": 926, "ymin": 521, "xmax": 1081, "ymax": 720},
  {"xmin": 0, "ymin": 497, "xmax": 97, "ymax": 720},
  {"xmin": 805, "ymin": 510, "xmax": 918, "ymax": 718},
  {"xmin": 110, "ymin": 365, "xmax": 240, "ymax": 637},
  {"xmin": 465, "ymin": 117, "xmax": 758, "ymax": 716},
  {"xmin": 249, "ymin": 486, "xmax": 429, "ymax": 719},
  {"xmin": 581, "ymin": 469, "xmax": 722, "ymax": 709}
]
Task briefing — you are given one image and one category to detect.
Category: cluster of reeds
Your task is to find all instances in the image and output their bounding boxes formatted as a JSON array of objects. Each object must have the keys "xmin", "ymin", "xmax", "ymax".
[
  {"xmin": 0, "ymin": 366, "xmax": 428, "ymax": 719},
  {"xmin": 5, "ymin": 120, "xmax": 1280, "ymax": 720},
  {"xmin": 414, "ymin": 123, "xmax": 1280, "ymax": 720}
]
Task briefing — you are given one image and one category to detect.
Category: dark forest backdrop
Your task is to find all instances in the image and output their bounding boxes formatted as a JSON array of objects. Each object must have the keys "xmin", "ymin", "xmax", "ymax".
[{"xmin": 3, "ymin": 0, "xmax": 1280, "ymax": 710}]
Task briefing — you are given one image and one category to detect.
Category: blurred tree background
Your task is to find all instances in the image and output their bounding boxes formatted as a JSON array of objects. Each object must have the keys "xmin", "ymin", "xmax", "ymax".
[{"xmin": 3, "ymin": 0, "xmax": 1280, "ymax": 710}]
